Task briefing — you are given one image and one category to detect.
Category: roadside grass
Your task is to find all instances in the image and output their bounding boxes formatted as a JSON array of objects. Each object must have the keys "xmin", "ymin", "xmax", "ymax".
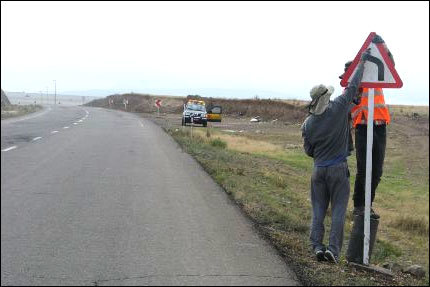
[
  {"xmin": 1, "ymin": 104, "xmax": 43, "ymax": 119},
  {"xmin": 372, "ymin": 239, "xmax": 402, "ymax": 263},
  {"xmin": 165, "ymin": 125, "xmax": 428, "ymax": 286},
  {"xmin": 209, "ymin": 138, "xmax": 227, "ymax": 149}
]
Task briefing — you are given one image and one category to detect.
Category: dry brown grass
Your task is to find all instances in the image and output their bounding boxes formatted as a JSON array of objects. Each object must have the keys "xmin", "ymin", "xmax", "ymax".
[
  {"xmin": 389, "ymin": 215, "xmax": 429, "ymax": 236},
  {"xmin": 193, "ymin": 129, "xmax": 283, "ymax": 154},
  {"xmin": 389, "ymin": 104, "xmax": 429, "ymax": 117}
]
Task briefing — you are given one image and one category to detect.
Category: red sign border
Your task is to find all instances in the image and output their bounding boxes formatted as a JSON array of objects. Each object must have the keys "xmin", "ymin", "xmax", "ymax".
[{"xmin": 340, "ymin": 32, "xmax": 403, "ymax": 88}]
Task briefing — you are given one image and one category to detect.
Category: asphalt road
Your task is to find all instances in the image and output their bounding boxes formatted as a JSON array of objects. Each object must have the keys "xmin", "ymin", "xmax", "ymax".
[{"xmin": 1, "ymin": 106, "xmax": 298, "ymax": 286}]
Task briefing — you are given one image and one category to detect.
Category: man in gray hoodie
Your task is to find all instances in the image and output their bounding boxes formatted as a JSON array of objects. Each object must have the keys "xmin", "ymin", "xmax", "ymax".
[{"xmin": 301, "ymin": 49, "xmax": 370, "ymax": 263}]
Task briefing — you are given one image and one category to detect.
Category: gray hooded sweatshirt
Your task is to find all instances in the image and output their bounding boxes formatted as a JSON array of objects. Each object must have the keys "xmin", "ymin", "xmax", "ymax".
[{"xmin": 302, "ymin": 62, "xmax": 364, "ymax": 167}]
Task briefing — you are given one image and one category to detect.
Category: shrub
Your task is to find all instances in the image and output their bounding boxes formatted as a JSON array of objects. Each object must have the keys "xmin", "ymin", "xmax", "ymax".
[
  {"xmin": 372, "ymin": 239, "xmax": 402, "ymax": 263},
  {"xmin": 210, "ymin": 138, "xmax": 227, "ymax": 149}
]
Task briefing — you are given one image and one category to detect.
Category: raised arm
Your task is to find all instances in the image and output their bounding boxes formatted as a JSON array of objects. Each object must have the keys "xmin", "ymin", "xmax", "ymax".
[{"xmin": 338, "ymin": 49, "xmax": 371, "ymax": 105}]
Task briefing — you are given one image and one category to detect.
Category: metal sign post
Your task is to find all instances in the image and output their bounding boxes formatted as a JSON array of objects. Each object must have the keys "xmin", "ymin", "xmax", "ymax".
[
  {"xmin": 341, "ymin": 32, "xmax": 402, "ymax": 266},
  {"xmin": 363, "ymin": 88, "xmax": 374, "ymax": 265},
  {"xmin": 155, "ymin": 99, "xmax": 162, "ymax": 116},
  {"xmin": 190, "ymin": 116, "xmax": 193, "ymax": 138},
  {"xmin": 123, "ymin": 99, "xmax": 128, "ymax": 111}
]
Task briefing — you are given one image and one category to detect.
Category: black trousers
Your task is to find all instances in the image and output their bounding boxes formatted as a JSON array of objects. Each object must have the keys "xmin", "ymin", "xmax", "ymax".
[{"xmin": 353, "ymin": 124, "xmax": 387, "ymax": 208}]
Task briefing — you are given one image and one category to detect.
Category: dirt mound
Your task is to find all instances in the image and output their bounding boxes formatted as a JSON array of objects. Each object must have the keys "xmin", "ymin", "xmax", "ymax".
[
  {"xmin": 86, "ymin": 93, "xmax": 308, "ymax": 123},
  {"xmin": 1, "ymin": 89, "xmax": 11, "ymax": 107}
]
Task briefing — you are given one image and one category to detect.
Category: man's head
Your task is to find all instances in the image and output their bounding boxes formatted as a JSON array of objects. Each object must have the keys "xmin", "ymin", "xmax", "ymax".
[{"xmin": 308, "ymin": 84, "xmax": 334, "ymax": 115}]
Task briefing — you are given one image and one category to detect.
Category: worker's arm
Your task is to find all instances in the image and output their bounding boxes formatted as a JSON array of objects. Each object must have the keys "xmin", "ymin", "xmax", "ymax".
[
  {"xmin": 303, "ymin": 136, "xmax": 314, "ymax": 158},
  {"xmin": 301, "ymin": 117, "xmax": 314, "ymax": 158},
  {"xmin": 337, "ymin": 49, "xmax": 370, "ymax": 106}
]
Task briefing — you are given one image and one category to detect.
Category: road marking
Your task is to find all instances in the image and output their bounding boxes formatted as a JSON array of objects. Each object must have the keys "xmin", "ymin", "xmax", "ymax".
[
  {"xmin": 63, "ymin": 126, "xmax": 69, "ymax": 129},
  {"xmin": 2, "ymin": 146, "xmax": 17, "ymax": 152},
  {"xmin": 73, "ymin": 123, "xmax": 78, "ymax": 125},
  {"xmin": 32, "ymin": 137, "xmax": 42, "ymax": 142},
  {"xmin": 51, "ymin": 131, "xmax": 59, "ymax": 134},
  {"xmin": 140, "ymin": 122, "xmax": 144, "ymax": 127}
]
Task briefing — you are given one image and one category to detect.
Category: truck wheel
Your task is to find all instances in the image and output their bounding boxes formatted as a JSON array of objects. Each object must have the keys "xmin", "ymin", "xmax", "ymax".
[{"xmin": 203, "ymin": 122, "xmax": 207, "ymax": 127}]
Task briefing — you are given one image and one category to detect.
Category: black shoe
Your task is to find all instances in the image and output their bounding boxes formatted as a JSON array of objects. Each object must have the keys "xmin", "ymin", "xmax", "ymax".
[
  {"xmin": 324, "ymin": 249, "xmax": 338, "ymax": 264},
  {"xmin": 353, "ymin": 206, "xmax": 380, "ymax": 219},
  {"xmin": 315, "ymin": 249, "xmax": 326, "ymax": 262},
  {"xmin": 371, "ymin": 208, "xmax": 380, "ymax": 219},
  {"xmin": 353, "ymin": 206, "xmax": 364, "ymax": 216}
]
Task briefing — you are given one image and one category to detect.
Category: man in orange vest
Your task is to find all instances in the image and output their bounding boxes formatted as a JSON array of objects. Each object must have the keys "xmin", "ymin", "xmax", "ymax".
[{"xmin": 340, "ymin": 41, "xmax": 394, "ymax": 219}]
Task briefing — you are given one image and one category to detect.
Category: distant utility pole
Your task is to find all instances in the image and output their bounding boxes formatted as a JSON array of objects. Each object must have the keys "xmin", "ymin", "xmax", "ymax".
[{"xmin": 53, "ymin": 80, "xmax": 56, "ymax": 105}]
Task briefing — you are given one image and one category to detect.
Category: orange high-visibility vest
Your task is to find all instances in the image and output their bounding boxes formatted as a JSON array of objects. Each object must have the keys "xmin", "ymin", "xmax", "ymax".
[{"xmin": 351, "ymin": 88, "xmax": 390, "ymax": 128}]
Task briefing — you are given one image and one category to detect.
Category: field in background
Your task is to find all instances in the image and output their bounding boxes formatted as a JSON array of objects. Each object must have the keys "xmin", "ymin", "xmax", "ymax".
[
  {"xmin": 85, "ymin": 93, "xmax": 308, "ymax": 122},
  {"xmin": 1, "ymin": 104, "xmax": 43, "ymax": 120},
  {"xmin": 5, "ymin": 91, "xmax": 100, "ymax": 106},
  {"xmin": 87, "ymin": 93, "xmax": 429, "ymax": 286}
]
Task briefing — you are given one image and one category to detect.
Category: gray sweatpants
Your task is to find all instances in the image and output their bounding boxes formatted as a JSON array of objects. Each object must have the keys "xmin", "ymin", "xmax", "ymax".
[{"xmin": 310, "ymin": 161, "xmax": 350, "ymax": 258}]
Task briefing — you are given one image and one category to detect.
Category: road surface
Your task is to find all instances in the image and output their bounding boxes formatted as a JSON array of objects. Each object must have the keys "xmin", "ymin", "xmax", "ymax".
[{"xmin": 1, "ymin": 106, "xmax": 298, "ymax": 286}]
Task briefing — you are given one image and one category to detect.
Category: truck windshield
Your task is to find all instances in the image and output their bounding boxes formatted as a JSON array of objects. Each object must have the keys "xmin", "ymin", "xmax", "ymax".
[{"xmin": 187, "ymin": 104, "xmax": 205, "ymax": 112}]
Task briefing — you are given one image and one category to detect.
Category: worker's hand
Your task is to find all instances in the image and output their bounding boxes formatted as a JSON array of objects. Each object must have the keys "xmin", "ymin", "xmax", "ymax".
[{"xmin": 360, "ymin": 48, "xmax": 371, "ymax": 62}]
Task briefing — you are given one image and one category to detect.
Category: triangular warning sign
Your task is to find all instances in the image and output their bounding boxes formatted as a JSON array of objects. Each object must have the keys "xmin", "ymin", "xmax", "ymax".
[{"xmin": 340, "ymin": 32, "xmax": 403, "ymax": 88}]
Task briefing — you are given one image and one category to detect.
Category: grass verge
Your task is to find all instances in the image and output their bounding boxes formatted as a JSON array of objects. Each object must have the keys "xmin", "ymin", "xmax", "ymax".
[{"xmin": 163, "ymin": 125, "xmax": 428, "ymax": 286}]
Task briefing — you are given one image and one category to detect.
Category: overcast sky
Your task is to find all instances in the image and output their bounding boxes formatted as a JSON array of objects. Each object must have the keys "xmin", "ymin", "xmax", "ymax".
[{"xmin": 1, "ymin": 1, "xmax": 429, "ymax": 105}]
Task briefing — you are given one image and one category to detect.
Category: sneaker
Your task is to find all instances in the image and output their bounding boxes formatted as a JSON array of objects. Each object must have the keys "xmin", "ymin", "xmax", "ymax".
[
  {"xmin": 315, "ymin": 249, "xmax": 326, "ymax": 262},
  {"xmin": 324, "ymin": 249, "xmax": 338, "ymax": 264}
]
